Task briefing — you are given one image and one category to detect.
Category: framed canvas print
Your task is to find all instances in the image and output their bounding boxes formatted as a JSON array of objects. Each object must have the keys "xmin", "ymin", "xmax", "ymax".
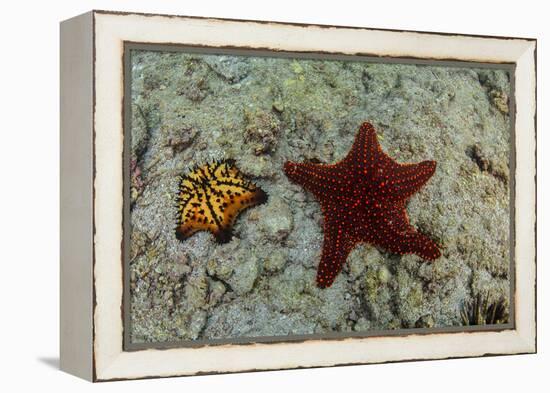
[{"xmin": 60, "ymin": 10, "xmax": 537, "ymax": 382}]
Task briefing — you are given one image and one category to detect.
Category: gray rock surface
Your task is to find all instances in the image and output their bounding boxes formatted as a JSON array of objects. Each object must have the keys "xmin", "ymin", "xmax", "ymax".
[{"xmin": 129, "ymin": 50, "xmax": 511, "ymax": 344}]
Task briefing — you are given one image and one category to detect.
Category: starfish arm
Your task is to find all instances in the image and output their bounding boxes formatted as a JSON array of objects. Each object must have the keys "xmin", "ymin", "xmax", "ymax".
[
  {"xmin": 372, "ymin": 205, "xmax": 441, "ymax": 260},
  {"xmin": 382, "ymin": 159, "xmax": 437, "ymax": 202},
  {"xmin": 383, "ymin": 230, "xmax": 441, "ymax": 260},
  {"xmin": 316, "ymin": 215, "xmax": 355, "ymax": 288},
  {"xmin": 343, "ymin": 121, "xmax": 381, "ymax": 171},
  {"xmin": 284, "ymin": 161, "xmax": 349, "ymax": 199},
  {"xmin": 343, "ymin": 122, "xmax": 437, "ymax": 201}
]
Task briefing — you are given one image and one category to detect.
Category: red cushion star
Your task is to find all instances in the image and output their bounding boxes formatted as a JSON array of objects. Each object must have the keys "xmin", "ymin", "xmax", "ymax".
[{"xmin": 284, "ymin": 122, "xmax": 441, "ymax": 288}]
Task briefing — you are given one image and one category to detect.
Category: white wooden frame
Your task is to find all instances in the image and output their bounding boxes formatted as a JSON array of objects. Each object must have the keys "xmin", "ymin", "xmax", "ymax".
[{"xmin": 60, "ymin": 10, "xmax": 536, "ymax": 382}]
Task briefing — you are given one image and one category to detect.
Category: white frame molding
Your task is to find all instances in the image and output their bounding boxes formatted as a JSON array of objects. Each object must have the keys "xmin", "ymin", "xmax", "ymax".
[{"xmin": 60, "ymin": 10, "xmax": 536, "ymax": 382}]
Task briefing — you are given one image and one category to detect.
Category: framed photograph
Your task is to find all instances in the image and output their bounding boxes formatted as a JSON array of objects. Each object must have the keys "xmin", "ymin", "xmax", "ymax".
[{"xmin": 60, "ymin": 10, "xmax": 536, "ymax": 381}]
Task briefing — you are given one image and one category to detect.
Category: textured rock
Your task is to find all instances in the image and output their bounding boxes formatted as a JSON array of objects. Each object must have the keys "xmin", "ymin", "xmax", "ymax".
[
  {"xmin": 244, "ymin": 109, "xmax": 282, "ymax": 155},
  {"xmin": 227, "ymin": 255, "xmax": 259, "ymax": 295},
  {"xmin": 263, "ymin": 249, "xmax": 287, "ymax": 272},
  {"xmin": 259, "ymin": 197, "xmax": 294, "ymax": 242}
]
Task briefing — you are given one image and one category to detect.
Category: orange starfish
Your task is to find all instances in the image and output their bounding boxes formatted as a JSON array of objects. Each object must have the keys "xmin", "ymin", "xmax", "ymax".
[
  {"xmin": 284, "ymin": 122, "xmax": 441, "ymax": 288},
  {"xmin": 176, "ymin": 159, "xmax": 267, "ymax": 243}
]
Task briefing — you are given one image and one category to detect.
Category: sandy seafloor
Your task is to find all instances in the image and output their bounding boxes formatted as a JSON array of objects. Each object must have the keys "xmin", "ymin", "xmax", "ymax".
[{"xmin": 128, "ymin": 49, "xmax": 512, "ymax": 344}]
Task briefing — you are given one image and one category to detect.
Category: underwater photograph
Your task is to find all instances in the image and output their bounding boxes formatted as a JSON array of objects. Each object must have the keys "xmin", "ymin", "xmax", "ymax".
[{"xmin": 125, "ymin": 47, "xmax": 513, "ymax": 347}]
